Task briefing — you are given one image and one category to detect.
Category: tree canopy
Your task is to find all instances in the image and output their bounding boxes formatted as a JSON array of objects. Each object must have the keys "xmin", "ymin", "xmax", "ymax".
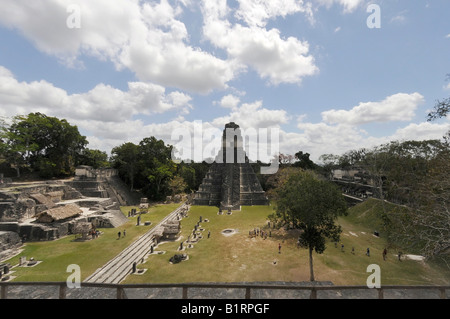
[{"xmin": 0, "ymin": 113, "xmax": 87, "ymax": 177}]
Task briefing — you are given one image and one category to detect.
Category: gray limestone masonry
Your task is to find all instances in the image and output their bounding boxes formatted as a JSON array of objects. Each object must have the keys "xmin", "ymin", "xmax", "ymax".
[{"xmin": 193, "ymin": 122, "xmax": 269, "ymax": 210}]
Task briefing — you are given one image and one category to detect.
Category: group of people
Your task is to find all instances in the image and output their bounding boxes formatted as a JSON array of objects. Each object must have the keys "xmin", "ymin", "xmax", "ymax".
[
  {"xmin": 334, "ymin": 243, "xmax": 404, "ymax": 261},
  {"xmin": 90, "ymin": 229, "xmax": 100, "ymax": 239},
  {"xmin": 249, "ymin": 227, "xmax": 271, "ymax": 239},
  {"xmin": 117, "ymin": 229, "xmax": 126, "ymax": 239}
]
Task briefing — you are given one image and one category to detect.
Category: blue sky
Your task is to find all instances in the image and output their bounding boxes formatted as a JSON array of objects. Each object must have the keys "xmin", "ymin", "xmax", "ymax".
[{"xmin": 0, "ymin": 0, "xmax": 449, "ymax": 162}]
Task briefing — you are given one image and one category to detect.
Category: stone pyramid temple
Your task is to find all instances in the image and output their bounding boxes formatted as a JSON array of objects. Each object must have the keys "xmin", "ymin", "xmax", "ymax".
[{"xmin": 192, "ymin": 122, "xmax": 269, "ymax": 210}]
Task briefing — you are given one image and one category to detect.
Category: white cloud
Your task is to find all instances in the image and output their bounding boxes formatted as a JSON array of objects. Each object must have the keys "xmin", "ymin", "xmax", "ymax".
[
  {"xmin": 0, "ymin": 0, "xmax": 237, "ymax": 94},
  {"xmin": 321, "ymin": 93, "xmax": 425, "ymax": 125},
  {"xmin": 444, "ymin": 83, "xmax": 450, "ymax": 91},
  {"xmin": 0, "ymin": 65, "xmax": 192, "ymax": 128},
  {"xmin": 216, "ymin": 94, "xmax": 241, "ymax": 110},
  {"xmin": 0, "ymin": 0, "xmax": 322, "ymax": 91},
  {"xmin": 446, "ymin": 34, "xmax": 450, "ymax": 39},
  {"xmin": 291, "ymin": 93, "xmax": 449, "ymax": 162},
  {"xmin": 388, "ymin": 122, "xmax": 450, "ymax": 142},
  {"xmin": 390, "ymin": 10, "xmax": 408, "ymax": 24},
  {"xmin": 235, "ymin": 0, "xmax": 314, "ymax": 27},
  {"xmin": 202, "ymin": 0, "xmax": 319, "ymax": 86},
  {"xmin": 314, "ymin": 0, "xmax": 364, "ymax": 13},
  {"xmin": 391, "ymin": 15, "xmax": 406, "ymax": 24},
  {"xmin": 212, "ymin": 100, "xmax": 290, "ymax": 130},
  {"xmin": 294, "ymin": 120, "xmax": 450, "ymax": 162},
  {"xmin": 3, "ymin": 64, "xmax": 446, "ymax": 162}
]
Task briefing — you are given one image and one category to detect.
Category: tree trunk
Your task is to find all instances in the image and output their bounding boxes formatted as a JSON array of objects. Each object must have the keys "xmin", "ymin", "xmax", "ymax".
[
  {"xmin": 309, "ymin": 246, "xmax": 315, "ymax": 282},
  {"xmin": 14, "ymin": 164, "xmax": 20, "ymax": 178}
]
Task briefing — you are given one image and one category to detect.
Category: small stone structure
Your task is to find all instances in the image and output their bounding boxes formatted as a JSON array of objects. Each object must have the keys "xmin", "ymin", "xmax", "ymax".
[
  {"xmin": 36, "ymin": 204, "xmax": 82, "ymax": 223},
  {"xmin": 153, "ymin": 219, "xmax": 181, "ymax": 242}
]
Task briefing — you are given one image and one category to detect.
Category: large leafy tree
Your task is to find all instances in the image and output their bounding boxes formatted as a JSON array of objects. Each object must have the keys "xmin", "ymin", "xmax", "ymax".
[
  {"xmin": 1, "ymin": 113, "xmax": 87, "ymax": 177},
  {"xmin": 138, "ymin": 137, "xmax": 176, "ymax": 200},
  {"xmin": 273, "ymin": 170, "xmax": 347, "ymax": 281},
  {"xmin": 293, "ymin": 151, "xmax": 317, "ymax": 170},
  {"xmin": 111, "ymin": 137, "xmax": 176, "ymax": 200},
  {"xmin": 79, "ymin": 149, "xmax": 110, "ymax": 169},
  {"xmin": 111, "ymin": 142, "xmax": 139, "ymax": 191}
]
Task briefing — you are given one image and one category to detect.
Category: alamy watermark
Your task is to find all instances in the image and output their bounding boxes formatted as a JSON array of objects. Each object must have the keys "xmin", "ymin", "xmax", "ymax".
[
  {"xmin": 367, "ymin": 4, "xmax": 381, "ymax": 29},
  {"xmin": 170, "ymin": 121, "xmax": 279, "ymax": 174},
  {"xmin": 67, "ymin": 264, "xmax": 81, "ymax": 289},
  {"xmin": 366, "ymin": 264, "xmax": 381, "ymax": 288},
  {"xmin": 66, "ymin": 4, "xmax": 81, "ymax": 29}
]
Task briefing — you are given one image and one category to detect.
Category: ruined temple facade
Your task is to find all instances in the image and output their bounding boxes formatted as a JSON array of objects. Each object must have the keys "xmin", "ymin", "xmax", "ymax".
[{"xmin": 193, "ymin": 122, "xmax": 269, "ymax": 210}]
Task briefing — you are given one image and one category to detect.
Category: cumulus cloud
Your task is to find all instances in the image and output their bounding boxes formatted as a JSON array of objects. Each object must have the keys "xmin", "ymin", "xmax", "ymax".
[
  {"xmin": 212, "ymin": 100, "xmax": 290, "ymax": 130},
  {"xmin": 315, "ymin": 0, "xmax": 364, "ymax": 13},
  {"xmin": 0, "ymin": 0, "xmax": 237, "ymax": 94},
  {"xmin": 216, "ymin": 94, "xmax": 241, "ymax": 110},
  {"xmin": 0, "ymin": 65, "xmax": 192, "ymax": 126},
  {"xmin": 234, "ymin": 0, "xmax": 314, "ymax": 27},
  {"xmin": 321, "ymin": 93, "xmax": 425, "ymax": 125},
  {"xmin": 292, "ymin": 93, "xmax": 449, "ymax": 162},
  {"xmin": 294, "ymin": 120, "xmax": 450, "ymax": 163},
  {"xmin": 201, "ymin": 0, "xmax": 319, "ymax": 86},
  {"xmin": 0, "ymin": 0, "xmax": 322, "ymax": 93}
]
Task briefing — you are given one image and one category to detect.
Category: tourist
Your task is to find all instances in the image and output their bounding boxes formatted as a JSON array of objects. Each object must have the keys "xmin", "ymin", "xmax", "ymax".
[
  {"xmin": 366, "ymin": 248, "xmax": 370, "ymax": 257},
  {"xmin": 351, "ymin": 247, "xmax": 355, "ymax": 255},
  {"xmin": 118, "ymin": 231, "xmax": 121, "ymax": 239},
  {"xmin": 278, "ymin": 243, "xmax": 281, "ymax": 254},
  {"xmin": 398, "ymin": 251, "xmax": 402, "ymax": 261},
  {"xmin": 123, "ymin": 229, "xmax": 126, "ymax": 237},
  {"xmin": 341, "ymin": 244, "xmax": 344, "ymax": 252},
  {"xmin": 383, "ymin": 248, "xmax": 387, "ymax": 261}
]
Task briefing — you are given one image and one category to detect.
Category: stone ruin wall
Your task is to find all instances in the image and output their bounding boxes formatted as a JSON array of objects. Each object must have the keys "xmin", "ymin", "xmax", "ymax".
[{"xmin": 0, "ymin": 178, "xmax": 129, "ymax": 250}]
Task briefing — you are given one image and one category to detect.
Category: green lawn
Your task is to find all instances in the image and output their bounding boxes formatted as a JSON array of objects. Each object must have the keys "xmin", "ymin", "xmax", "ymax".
[
  {"xmin": 5, "ymin": 201, "xmax": 449, "ymax": 285},
  {"xmin": 5, "ymin": 203, "xmax": 181, "ymax": 282},
  {"xmin": 123, "ymin": 204, "xmax": 450, "ymax": 286}
]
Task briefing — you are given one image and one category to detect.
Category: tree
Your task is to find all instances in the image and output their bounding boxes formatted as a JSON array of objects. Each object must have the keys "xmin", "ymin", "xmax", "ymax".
[
  {"xmin": 273, "ymin": 170, "xmax": 347, "ymax": 281},
  {"xmin": 111, "ymin": 142, "xmax": 139, "ymax": 191},
  {"xmin": 265, "ymin": 166, "xmax": 300, "ymax": 202},
  {"xmin": 79, "ymin": 149, "xmax": 110, "ymax": 169},
  {"xmin": 278, "ymin": 153, "xmax": 294, "ymax": 166},
  {"xmin": 138, "ymin": 137, "xmax": 175, "ymax": 200},
  {"xmin": 388, "ymin": 147, "xmax": 450, "ymax": 265},
  {"xmin": 0, "ymin": 113, "xmax": 87, "ymax": 177},
  {"xmin": 146, "ymin": 161, "xmax": 176, "ymax": 198},
  {"xmin": 168, "ymin": 175, "xmax": 188, "ymax": 195},
  {"xmin": 318, "ymin": 153, "xmax": 340, "ymax": 180},
  {"xmin": 293, "ymin": 151, "xmax": 317, "ymax": 170},
  {"xmin": 176, "ymin": 163, "xmax": 196, "ymax": 192},
  {"xmin": 427, "ymin": 74, "xmax": 450, "ymax": 121},
  {"xmin": 427, "ymin": 97, "xmax": 450, "ymax": 121}
]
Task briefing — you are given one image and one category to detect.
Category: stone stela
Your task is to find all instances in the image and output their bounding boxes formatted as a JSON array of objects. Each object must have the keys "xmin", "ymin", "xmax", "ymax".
[{"xmin": 192, "ymin": 122, "xmax": 269, "ymax": 210}]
